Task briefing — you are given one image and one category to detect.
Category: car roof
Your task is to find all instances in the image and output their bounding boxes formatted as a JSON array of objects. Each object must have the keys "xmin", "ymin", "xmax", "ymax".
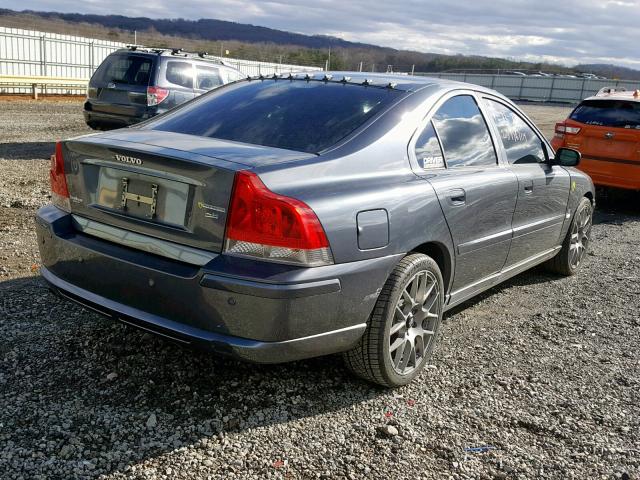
[
  {"xmin": 292, "ymin": 71, "xmax": 504, "ymax": 97},
  {"xmin": 110, "ymin": 48, "xmax": 232, "ymax": 67},
  {"xmin": 584, "ymin": 88, "xmax": 640, "ymax": 103}
]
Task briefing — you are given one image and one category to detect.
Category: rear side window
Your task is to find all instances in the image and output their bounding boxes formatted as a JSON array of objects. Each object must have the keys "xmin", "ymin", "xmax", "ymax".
[
  {"xmin": 414, "ymin": 121, "xmax": 445, "ymax": 169},
  {"xmin": 432, "ymin": 95, "xmax": 497, "ymax": 168},
  {"xmin": 166, "ymin": 61, "xmax": 193, "ymax": 89},
  {"xmin": 484, "ymin": 99, "xmax": 546, "ymax": 165},
  {"xmin": 226, "ymin": 69, "xmax": 245, "ymax": 82},
  {"xmin": 97, "ymin": 54, "xmax": 152, "ymax": 86},
  {"xmin": 196, "ymin": 66, "xmax": 223, "ymax": 90},
  {"xmin": 570, "ymin": 100, "xmax": 640, "ymax": 128},
  {"xmin": 147, "ymin": 80, "xmax": 403, "ymax": 153}
]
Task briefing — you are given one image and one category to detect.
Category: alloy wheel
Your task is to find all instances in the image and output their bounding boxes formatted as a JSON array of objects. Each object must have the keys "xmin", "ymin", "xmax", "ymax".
[
  {"xmin": 389, "ymin": 270, "xmax": 442, "ymax": 375},
  {"xmin": 569, "ymin": 202, "xmax": 592, "ymax": 268}
]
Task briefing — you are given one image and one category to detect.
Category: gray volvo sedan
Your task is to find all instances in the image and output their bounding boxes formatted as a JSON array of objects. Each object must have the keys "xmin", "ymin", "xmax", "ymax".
[{"xmin": 36, "ymin": 72, "xmax": 594, "ymax": 387}]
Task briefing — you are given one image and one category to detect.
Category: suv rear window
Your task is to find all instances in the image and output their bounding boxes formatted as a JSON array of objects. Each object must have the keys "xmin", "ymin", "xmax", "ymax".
[
  {"xmin": 147, "ymin": 80, "xmax": 403, "ymax": 153},
  {"xmin": 570, "ymin": 100, "xmax": 640, "ymax": 129},
  {"xmin": 95, "ymin": 54, "xmax": 152, "ymax": 86}
]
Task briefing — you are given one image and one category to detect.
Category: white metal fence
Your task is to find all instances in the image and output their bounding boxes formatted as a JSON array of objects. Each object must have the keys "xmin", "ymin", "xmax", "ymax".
[
  {"xmin": 0, "ymin": 26, "xmax": 322, "ymax": 94},
  {"xmin": 418, "ymin": 72, "xmax": 640, "ymax": 104}
]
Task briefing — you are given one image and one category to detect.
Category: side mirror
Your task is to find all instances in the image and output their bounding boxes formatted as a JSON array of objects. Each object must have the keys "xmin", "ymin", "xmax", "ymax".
[{"xmin": 554, "ymin": 147, "xmax": 581, "ymax": 167}]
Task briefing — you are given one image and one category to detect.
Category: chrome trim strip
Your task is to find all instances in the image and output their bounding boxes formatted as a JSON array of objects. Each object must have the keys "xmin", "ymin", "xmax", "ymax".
[
  {"xmin": 457, "ymin": 228, "xmax": 512, "ymax": 255},
  {"xmin": 71, "ymin": 215, "xmax": 217, "ymax": 266},
  {"xmin": 81, "ymin": 158, "xmax": 205, "ymax": 186},
  {"xmin": 511, "ymin": 214, "xmax": 565, "ymax": 237}
]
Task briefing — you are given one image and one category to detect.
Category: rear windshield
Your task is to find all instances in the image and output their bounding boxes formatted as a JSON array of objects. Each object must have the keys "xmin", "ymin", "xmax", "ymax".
[
  {"xmin": 570, "ymin": 99, "xmax": 640, "ymax": 129},
  {"xmin": 94, "ymin": 54, "xmax": 153, "ymax": 86},
  {"xmin": 146, "ymin": 80, "xmax": 403, "ymax": 153}
]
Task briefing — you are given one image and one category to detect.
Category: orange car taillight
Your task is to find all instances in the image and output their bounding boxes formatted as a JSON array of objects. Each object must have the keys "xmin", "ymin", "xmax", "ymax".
[
  {"xmin": 50, "ymin": 141, "xmax": 71, "ymax": 212},
  {"xmin": 224, "ymin": 171, "xmax": 333, "ymax": 267},
  {"xmin": 555, "ymin": 122, "xmax": 581, "ymax": 135}
]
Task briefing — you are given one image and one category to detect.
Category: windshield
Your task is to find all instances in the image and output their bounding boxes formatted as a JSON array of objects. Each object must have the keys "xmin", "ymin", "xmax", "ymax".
[
  {"xmin": 146, "ymin": 80, "xmax": 404, "ymax": 153},
  {"xmin": 570, "ymin": 99, "xmax": 640, "ymax": 129}
]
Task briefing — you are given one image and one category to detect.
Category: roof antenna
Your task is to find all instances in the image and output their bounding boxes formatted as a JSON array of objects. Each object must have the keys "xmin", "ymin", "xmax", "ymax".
[{"xmin": 362, "ymin": 79, "xmax": 370, "ymax": 86}]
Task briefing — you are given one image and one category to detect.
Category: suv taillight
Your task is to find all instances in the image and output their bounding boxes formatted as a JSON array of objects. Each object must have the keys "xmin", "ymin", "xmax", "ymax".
[
  {"xmin": 50, "ymin": 141, "xmax": 70, "ymax": 212},
  {"xmin": 224, "ymin": 171, "xmax": 333, "ymax": 267},
  {"xmin": 147, "ymin": 86, "xmax": 169, "ymax": 106},
  {"xmin": 555, "ymin": 122, "xmax": 581, "ymax": 135}
]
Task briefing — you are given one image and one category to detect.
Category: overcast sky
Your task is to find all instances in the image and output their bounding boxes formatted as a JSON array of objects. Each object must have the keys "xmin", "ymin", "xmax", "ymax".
[{"xmin": 11, "ymin": 0, "xmax": 640, "ymax": 68}]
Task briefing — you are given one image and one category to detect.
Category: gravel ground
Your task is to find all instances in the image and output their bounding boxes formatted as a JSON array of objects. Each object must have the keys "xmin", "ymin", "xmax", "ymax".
[{"xmin": 0, "ymin": 99, "xmax": 639, "ymax": 479}]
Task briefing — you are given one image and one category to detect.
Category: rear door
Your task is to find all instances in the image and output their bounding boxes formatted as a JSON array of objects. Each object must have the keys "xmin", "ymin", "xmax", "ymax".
[
  {"xmin": 89, "ymin": 53, "xmax": 153, "ymax": 115},
  {"xmin": 482, "ymin": 97, "xmax": 570, "ymax": 266},
  {"xmin": 414, "ymin": 93, "xmax": 518, "ymax": 296},
  {"xmin": 160, "ymin": 60, "xmax": 196, "ymax": 109}
]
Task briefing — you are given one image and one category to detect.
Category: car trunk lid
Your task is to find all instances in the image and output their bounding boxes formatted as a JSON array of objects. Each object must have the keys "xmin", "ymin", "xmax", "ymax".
[{"xmin": 62, "ymin": 132, "xmax": 298, "ymax": 255}]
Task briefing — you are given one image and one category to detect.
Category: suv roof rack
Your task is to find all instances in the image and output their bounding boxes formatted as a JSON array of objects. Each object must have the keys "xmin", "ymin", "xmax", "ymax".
[
  {"xmin": 122, "ymin": 45, "xmax": 225, "ymax": 64},
  {"xmin": 596, "ymin": 86, "xmax": 627, "ymax": 96}
]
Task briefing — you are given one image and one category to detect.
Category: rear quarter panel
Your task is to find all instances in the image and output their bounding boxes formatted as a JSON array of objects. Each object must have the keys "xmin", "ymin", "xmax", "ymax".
[{"xmin": 254, "ymin": 108, "xmax": 455, "ymax": 291}]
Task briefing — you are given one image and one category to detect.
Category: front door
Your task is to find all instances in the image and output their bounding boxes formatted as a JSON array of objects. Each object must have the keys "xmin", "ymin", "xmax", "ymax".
[
  {"xmin": 415, "ymin": 94, "xmax": 519, "ymax": 296},
  {"xmin": 482, "ymin": 98, "xmax": 570, "ymax": 266}
]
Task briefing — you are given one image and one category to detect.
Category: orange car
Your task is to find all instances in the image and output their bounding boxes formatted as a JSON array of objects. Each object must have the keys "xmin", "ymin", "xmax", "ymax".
[{"xmin": 552, "ymin": 87, "xmax": 640, "ymax": 190}]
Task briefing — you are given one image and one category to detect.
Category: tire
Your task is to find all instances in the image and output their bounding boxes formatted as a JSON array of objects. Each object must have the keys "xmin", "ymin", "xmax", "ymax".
[
  {"xmin": 546, "ymin": 197, "xmax": 593, "ymax": 276},
  {"xmin": 344, "ymin": 253, "xmax": 444, "ymax": 388}
]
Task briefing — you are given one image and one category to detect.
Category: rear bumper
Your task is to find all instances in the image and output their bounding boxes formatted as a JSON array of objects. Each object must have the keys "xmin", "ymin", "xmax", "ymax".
[
  {"xmin": 36, "ymin": 205, "xmax": 400, "ymax": 363},
  {"xmin": 83, "ymin": 102, "xmax": 162, "ymax": 128}
]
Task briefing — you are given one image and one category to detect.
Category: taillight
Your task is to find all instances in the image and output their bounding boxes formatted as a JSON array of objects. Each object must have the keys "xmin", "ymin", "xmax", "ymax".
[
  {"xmin": 224, "ymin": 171, "xmax": 333, "ymax": 267},
  {"xmin": 50, "ymin": 141, "xmax": 70, "ymax": 212},
  {"xmin": 147, "ymin": 86, "xmax": 169, "ymax": 106},
  {"xmin": 555, "ymin": 122, "xmax": 581, "ymax": 135}
]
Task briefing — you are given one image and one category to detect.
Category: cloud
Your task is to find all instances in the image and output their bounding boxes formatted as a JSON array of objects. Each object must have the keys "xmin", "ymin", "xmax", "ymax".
[{"xmin": 13, "ymin": 0, "xmax": 640, "ymax": 68}]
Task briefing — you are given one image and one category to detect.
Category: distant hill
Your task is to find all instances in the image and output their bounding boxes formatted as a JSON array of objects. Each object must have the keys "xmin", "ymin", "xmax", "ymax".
[
  {"xmin": 0, "ymin": 8, "xmax": 600, "ymax": 76},
  {"xmin": 576, "ymin": 64, "xmax": 640, "ymax": 81},
  {"xmin": 3, "ymin": 9, "xmax": 371, "ymax": 50}
]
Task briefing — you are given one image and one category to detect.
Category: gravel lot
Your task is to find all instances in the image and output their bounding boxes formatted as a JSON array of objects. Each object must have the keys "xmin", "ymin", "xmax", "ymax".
[{"xmin": 1, "ymin": 99, "xmax": 639, "ymax": 479}]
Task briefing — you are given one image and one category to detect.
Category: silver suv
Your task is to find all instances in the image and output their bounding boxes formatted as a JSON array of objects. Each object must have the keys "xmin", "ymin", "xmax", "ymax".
[{"xmin": 84, "ymin": 46, "xmax": 244, "ymax": 130}]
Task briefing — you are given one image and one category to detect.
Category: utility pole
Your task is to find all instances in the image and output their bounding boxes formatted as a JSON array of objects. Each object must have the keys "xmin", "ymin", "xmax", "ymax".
[
  {"xmin": 411, "ymin": 64, "xmax": 415, "ymax": 75},
  {"xmin": 134, "ymin": 30, "xmax": 137, "ymax": 44},
  {"xmin": 359, "ymin": 61, "xmax": 363, "ymax": 72},
  {"xmin": 327, "ymin": 47, "xmax": 331, "ymax": 71},
  {"xmin": 220, "ymin": 43, "xmax": 224, "ymax": 57}
]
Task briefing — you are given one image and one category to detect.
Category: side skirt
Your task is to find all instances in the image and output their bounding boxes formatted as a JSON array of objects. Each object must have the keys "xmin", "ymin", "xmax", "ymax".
[{"xmin": 444, "ymin": 246, "xmax": 561, "ymax": 311}]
